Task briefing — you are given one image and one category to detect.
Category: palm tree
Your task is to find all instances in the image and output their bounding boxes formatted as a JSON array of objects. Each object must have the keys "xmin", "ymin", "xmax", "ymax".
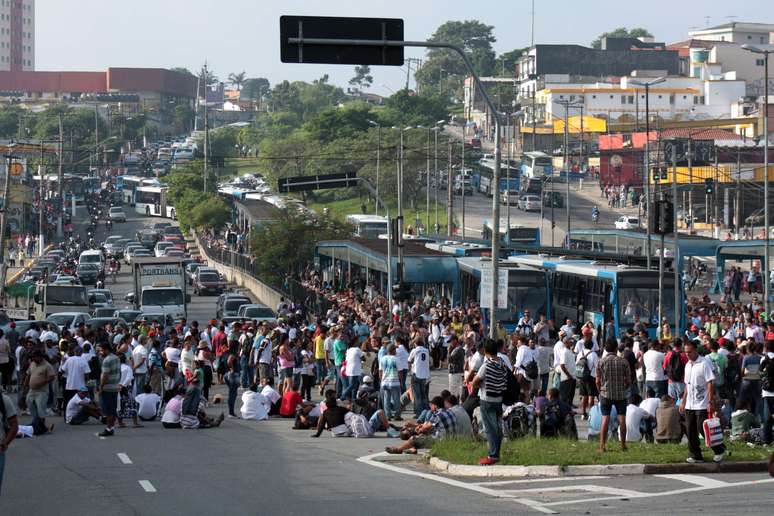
[{"xmin": 228, "ymin": 71, "xmax": 247, "ymax": 91}]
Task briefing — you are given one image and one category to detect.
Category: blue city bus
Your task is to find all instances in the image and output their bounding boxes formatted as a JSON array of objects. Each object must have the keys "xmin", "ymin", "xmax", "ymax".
[
  {"xmin": 507, "ymin": 255, "xmax": 680, "ymax": 339},
  {"xmin": 481, "ymin": 221, "xmax": 540, "ymax": 248}
]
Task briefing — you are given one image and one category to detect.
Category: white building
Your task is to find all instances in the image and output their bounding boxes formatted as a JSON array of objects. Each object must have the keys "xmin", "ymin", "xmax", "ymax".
[
  {"xmin": 0, "ymin": 0, "xmax": 34, "ymax": 72},
  {"xmin": 539, "ymin": 76, "xmax": 746, "ymax": 124},
  {"xmin": 688, "ymin": 22, "xmax": 773, "ymax": 45}
]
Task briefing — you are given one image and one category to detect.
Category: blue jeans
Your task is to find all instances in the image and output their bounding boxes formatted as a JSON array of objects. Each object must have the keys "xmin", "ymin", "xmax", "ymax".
[
  {"xmin": 315, "ymin": 359, "xmax": 327, "ymax": 385},
  {"xmin": 240, "ymin": 356, "xmax": 253, "ymax": 388},
  {"xmin": 668, "ymin": 381, "xmax": 685, "ymax": 401},
  {"xmin": 479, "ymin": 400, "xmax": 503, "ymax": 459},
  {"xmin": 646, "ymin": 380, "xmax": 668, "ymax": 398},
  {"xmin": 133, "ymin": 373, "xmax": 146, "ymax": 397},
  {"xmin": 341, "ymin": 375, "xmax": 361, "ymax": 401},
  {"xmin": 381, "ymin": 385, "xmax": 401, "ymax": 419},
  {"xmin": 412, "ymin": 375, "xmax": 429, "ymax": 417},
  {"xmin": 334, "ymin": 365, "xmax": 343, "ymax": 398},
  {"xmin": 224, "ymin": 371, "xmax": 240, "ymax": 416}
]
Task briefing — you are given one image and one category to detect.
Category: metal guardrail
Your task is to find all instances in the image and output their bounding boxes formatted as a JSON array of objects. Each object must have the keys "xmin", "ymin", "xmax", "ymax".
[{"xmin": 196, "ymin": 235, "xmax": 331, "ymax": 314}]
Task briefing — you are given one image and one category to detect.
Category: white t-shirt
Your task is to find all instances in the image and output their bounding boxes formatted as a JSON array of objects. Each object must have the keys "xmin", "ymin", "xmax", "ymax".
[
  {"xmin": 40, "ymin": 330, "xmax": 58, "ymax": 343},
  {"xmin": 240, "ymin": 391, "xmax": 269, "ymax": 420},
  {"xmin": 559, "ymin": 348, "xmax": 576, "ymax": 380},
  {"xmin": 60, "ymin": 355, "xmax": 91, "ymax": 391},
  {"xmin": 684, "ymin": 357, "xmax": 715, "ymax": 410},
  {"xmin": 135, "ymin": 392, "xmax": 161, "ymax": 419},
  {"xmin": 65, "ymin": 395, "xmax": 90, "ymax": 423},
  {"xmin": 514, "ymin": 346, "xmax": 537, "ymax": 375},
  {"xmin": 132, "ymin": 345, "xmax": 148, "ymax": 375},
  {"xmin": 179, "ymin": 348, "xmax": 195, "ymax": 376},
  {"xmin": 624, "ymin": 404, "xmax": 650, "ymax": 442},
  {"xmin": 468, "ymin": 351, "xmax": 484, "ymax": 375},
  {"xmin": 553, "ymin": 340, "xmax": 565, "ymax": 372},
  {"xmin": 395, "ymin": 344, "xmax": 409, "ymax": 371},
  {"xmin": 345, "ymin": 347, "xmax": 363, "ymax": 377},
  {"xmin": 163, "ymin": 346, "xmax": 181, "ymax": 364},
  {"xmin": 574, "ymin": 339, "xmax": 598, "ymax": 355},
  {"xmin": 576, "ymin": 349, "xmax": 598, "ymax": 378},
  {"xmin": 261, "ymin": 385, "xmax": 281, "ymax": 405},
  {"xmin": 408, "ymin": 345, "xmax": 431, "ymax": 379},
  {"xmin": 119, "ymin": 363, "xmax": 134, "ymax": 387},
  {"xmin": 639, "ymin": 397, "xmax": 659, "ymax": 418},
  {"xmin": 643, "ymin": 350, "xmax": 666, "ymax": 382}
]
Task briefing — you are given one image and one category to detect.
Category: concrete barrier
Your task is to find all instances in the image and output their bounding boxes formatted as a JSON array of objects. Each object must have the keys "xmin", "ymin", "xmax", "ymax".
[{"xmin": 194, "ymin": 235, "xmax": 285, "ymax": 310}]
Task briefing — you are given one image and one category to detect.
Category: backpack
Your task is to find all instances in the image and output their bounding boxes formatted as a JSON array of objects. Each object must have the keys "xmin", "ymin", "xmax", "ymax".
[
  {"xmin": 577, "ymin": 352, "xmax": 592, "ymax": 382},
  {"xmin": 761, "ymin": 357, "xmax": 774, "ymax": 392},
  {"xmin": 507, "ymin": 404, "xmax": 532, "ymax": 439},
  {"xmin": 542, "ymin": 402, "xmax": 561, "ymax": 436},
  {"xmin": 502, "ymin": 369, "xmax": 521, "ymax": 406},
  {"xmin": 523, "ymin": 359, "xmax": 539, "ymax": 381},
  {"xmin": 346, "ymin": 412, "xmax": 373, "ymax": 438},
  {"xmin": 725, "ymin": 352, "xmax": 741, "ymax": 387},
  {"xmin": 665, "ymin": 352, "xmax": 685, "ymax": 382}
]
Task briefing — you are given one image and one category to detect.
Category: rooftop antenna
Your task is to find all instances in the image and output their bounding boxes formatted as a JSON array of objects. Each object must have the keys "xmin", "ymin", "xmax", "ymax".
[{"xmin": 530, "ymin": 0, "xmax": 535, "ymax": 47}]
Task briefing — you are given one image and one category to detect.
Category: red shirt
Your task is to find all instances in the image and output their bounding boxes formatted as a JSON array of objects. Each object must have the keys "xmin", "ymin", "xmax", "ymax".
[
  {"xmin": 662, "ymin": 350, "xmax": 688, "ymax": 383},
  {"xmin": 212, "ymin": 331, "xmax": 227, "ymax": 356},
  {"xmin": 279, "ymin": 390, "xmax": 303, "ymax": 417}
]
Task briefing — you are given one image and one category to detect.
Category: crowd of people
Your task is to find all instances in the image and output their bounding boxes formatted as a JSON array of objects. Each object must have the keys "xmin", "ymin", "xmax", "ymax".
[{"xmin": 2, "ymin": 265, "xmax": 774, "ymax": 494}]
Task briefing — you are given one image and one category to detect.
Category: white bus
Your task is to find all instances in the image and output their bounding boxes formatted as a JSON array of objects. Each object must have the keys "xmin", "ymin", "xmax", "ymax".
[
  {"xmin": 345, "ymin": 214, "xmax": 389, "ymax": 239},
  {"xmin": 135, "ymin": 186, "xmax": 175, "ymax": 219},
  {"xmin": 520, "ymin": 151, "xmax": 553, "ymax": 178}
]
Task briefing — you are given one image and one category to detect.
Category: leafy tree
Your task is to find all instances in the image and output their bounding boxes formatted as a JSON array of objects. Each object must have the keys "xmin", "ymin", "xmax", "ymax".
[
  {"xmin": 228, "ymin": 71, "xmax": 247, "ymax": 91},
  {"xmin": 242, "ymin": 77, "xmax": 271, "ymax": 104},
  {"xmin": 302, "ymin": 103, "xmax": 372, "ymax": 144},
  {"xmin": 249, "ymin": 210, "xmax": 351, "ymax": 284},
  {"xmin": 169, "ymin": 67, "xmax": 194, "ymax": 76},
  {"xmin": 0, "ymin": 105, "xmax": 23, "ymax": 138},
  {"xmin": 378, "ymin": 90, "xmax": 448, "ymax": 127},
  {"xmin": 174, "ymin": 104, "xmax": 194, "ymax": 133},
  {"xmin": 495, "ymin": 48, "xmax": 529, "ymax": 76},
  {"xmin": 414, "ymin": 20, "xmax": 497, "ymax": 97},
  {"xmin": 349, "ymin": 65, "xmax": 374, "ymax": 90},
  {"xmin": 187, "ymin": 193, "xmax": 230, "ymax": 230},
  {"xmin": 590, "ymin": 27, "xmax": 653, "ymax": 49}
]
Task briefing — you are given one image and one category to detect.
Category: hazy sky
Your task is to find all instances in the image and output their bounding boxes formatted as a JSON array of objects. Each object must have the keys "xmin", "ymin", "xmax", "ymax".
[{"xmin": 36, "ymin": 0, "xmax": 772, "ymax": 95}]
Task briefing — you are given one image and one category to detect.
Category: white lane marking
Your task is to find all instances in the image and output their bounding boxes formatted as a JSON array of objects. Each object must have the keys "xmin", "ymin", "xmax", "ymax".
[
  {"xmin": 357, "ymin": 452, "xmax": 557, "ymax": 514},
  {"xmin": 541, "ymin": 478, "xmax": 774, "ymax": 508},
  {"xmin": 472, "ymin": 475, "xmax": 610, "ymax": 486},
  {"xmin": 117, "ymin": 453, "xmax": 132, "ymax": 465},
  {"xmin": 655, "ymin": 474, "xmax": 728, "ymax": 488},
  {"xmin": 138, "ymin": 480, "xmax": 157, "ymax": 493}
]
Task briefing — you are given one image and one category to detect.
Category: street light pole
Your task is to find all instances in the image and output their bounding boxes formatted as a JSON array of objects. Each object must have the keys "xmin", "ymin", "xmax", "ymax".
[
  {"xmin": 368, "ymin": 120, "xmax": 381, "ymax": 216},
  {"xmin": 631, "ymin": 77, "xmax": 666, "ymax": 268},
  {"xmin": 0, "ymin": 145, "xmax": 17, "ymax": 307},
  {"xmin": 742, "ymin": 45, "xmax": 770, "ymax": 314}
]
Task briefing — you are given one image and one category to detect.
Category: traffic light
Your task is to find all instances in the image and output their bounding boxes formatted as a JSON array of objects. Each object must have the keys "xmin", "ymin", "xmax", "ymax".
[
  {"xmin": 659, "ymin": 199, "xmax": 675, "ymax": 234},
  {"xmin": 660, "ymin": 167, "xmax": 668, "ymax": 180},
  {"xmin": 704, "ymin": 178, "xmax": 714, "ymax": 194}
]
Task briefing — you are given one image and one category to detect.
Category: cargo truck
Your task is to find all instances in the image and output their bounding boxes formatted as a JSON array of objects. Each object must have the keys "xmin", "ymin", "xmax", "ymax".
[{"xmin": 126, "ymin": 257, "xmax": 189, "ymax": 321}]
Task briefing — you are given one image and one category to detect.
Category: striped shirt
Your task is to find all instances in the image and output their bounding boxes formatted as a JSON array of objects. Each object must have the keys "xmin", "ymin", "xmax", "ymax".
[
  {"xmin": 476, "ymin": 357, "xmax": 507, "ymax": 403},
  {"xmin": 429, "ymin": 408, "xmax": 457, "ymax": 439}
]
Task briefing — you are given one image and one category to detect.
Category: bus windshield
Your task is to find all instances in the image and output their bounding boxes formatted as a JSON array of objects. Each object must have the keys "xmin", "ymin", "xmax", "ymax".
[
  {"xmin": 43, "ymin": 285, "xmax": 88, "ymax": 305},
  {"xmin": 618, "ymin": 286, "xmax": 675, "ymax": 327},
  {"xmin": 141, "ymin": 289, "xmax": 183, "ymax": 306}
]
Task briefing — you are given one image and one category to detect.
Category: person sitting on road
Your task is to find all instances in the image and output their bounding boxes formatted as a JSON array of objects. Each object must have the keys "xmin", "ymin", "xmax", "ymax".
[
  {"xmin": 311, "ymin": 389, "xmax": 350, "ymax": 438},
  {"xmin": 65, "ymin": 387, "xmax": 102, "ymax": 425},
  {"xmin": 655, "ymin": 395, "xmax": 683, "ymax": 444},
  {"xmin": 385, "ymin": 396, "xmax": 457, "ymax": 454},
  {"xmin": 730, "ymin": 400, "xmax": 762, "ymax": 443},
  {"xmin": 181, "ymin": 376, "xmax": 223, "ymax": 429},
  {"xmin": 161, "ymin": 387, "xmax": 186, "ymax": 429},
  {"xmin": 240, "ymin": 384, "xmax": 269, "ymax": 421},
  {"xmin": 261, "ymin": 377, "xmax": 282, "ymax": 416}
]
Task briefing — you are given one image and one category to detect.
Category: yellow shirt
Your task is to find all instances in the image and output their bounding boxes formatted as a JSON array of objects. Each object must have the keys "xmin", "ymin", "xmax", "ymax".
[
  {"xmin": 450, "ymin": 322, "xmax": 463, "ymax": 336},
  {"xmin": 314, "ymin": 335, "xmax": 326, "ymax": 360}
]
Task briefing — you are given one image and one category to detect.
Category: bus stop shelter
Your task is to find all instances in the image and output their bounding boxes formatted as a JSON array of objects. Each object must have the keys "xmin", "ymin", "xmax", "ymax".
[
  {"xmin": 315, "ymin": 238, "xmax": 460, "ymax": 302},
  {"xmin": 568, "ymin": 228, "xmax": 720, "ymax": 272},
  {"xmin": 712, "ymin": 241, "xmax": 771, "ymax": 299}
]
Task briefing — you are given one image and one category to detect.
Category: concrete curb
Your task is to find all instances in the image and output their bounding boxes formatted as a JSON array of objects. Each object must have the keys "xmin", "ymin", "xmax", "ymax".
[
  {"xmin": 425, "ymin": 454, "xmax": 769, "ymax": 478},
  {"xmin": 6, "ymin": 244, "xmax": 54, "ymax": 285}
]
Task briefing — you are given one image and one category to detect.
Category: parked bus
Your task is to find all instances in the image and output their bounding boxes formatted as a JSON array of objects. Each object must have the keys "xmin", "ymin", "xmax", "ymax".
[
  {"xmin": 507, "ymin": 255, "xmax": 679, "ymax": 339},
  {"xmin": 520, "ymin": 151, "xmax": 553, "ymax": 178},
  {"xmin": 481, "ymin": 221, "xmax": 540, "ymax": 247},
  {"xmin": 345, "ymin": 214, "xmax": 389, "ymax": 239}
]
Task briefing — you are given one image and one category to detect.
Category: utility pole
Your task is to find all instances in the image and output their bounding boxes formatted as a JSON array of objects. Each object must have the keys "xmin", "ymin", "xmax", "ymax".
[
  {"xmin": 736, "ymin": 147, "xmax": 741, "ymax": 239},
  {"xmin": 203, "ymin": 63, "xmax": 209, "ymax": 193},
  {"xmin": 57, "ymin": 113, "xmax": 64, "ymax": 237},
  {"xmin": 447, "ymin": 139, "xmax": 453, "ymax": 237},
  {"xmin": 434, "ymin": 127, "xmax": 439, "ymax": 233},
  {"xmin": 0, "ymin": 147, "xmax": 16, "ymax": 307},
  {"xmin": 95, "ymin": 104, "xmax": 99, "ymax": 178},
  {"xmin": 460, "ymin": 138, "xmax": 466, "ymax": 239},
  {"xmin": 672, "ymin": 143, "xmax": 680, "ymax": 335},
  {"xmin": 687, "ymin": 138, "xmax": 693, "ymax": 234},
  {"xmin": 38, "ymin": 143, "xmax": 45, "ymax": 256},
  {"xmin": 376, "ymin": 125, "xmax": 380, "ymax": 215},
  {"xmin": 426, "ymin": 127, "xmax": 431, "ymax": 233}
]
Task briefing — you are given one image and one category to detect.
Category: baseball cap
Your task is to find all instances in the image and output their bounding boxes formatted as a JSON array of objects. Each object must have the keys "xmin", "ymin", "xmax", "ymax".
[{"xmin": 78, "ymin": 386, "xmax": 89, "ymax": 393}]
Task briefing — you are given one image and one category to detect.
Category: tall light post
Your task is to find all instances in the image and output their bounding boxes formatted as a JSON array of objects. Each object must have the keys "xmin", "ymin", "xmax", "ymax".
[
  {"xmin": 742, "ymin": 44, "xmax": 770, "ymax": 314},
  {"xmin": 631, "ymin": 77, "xmax": 666, "ymax": 268},
  {"xmin": 556, "ymin": 99, "xmax": 582, "ymax": 242},
  {"xmin": 367, "ymin": 120, "xmax": 381, "ymax": 216},
  {"xmin": 506, "ymin": 110, "xmax": 525, "ymax": 244}
]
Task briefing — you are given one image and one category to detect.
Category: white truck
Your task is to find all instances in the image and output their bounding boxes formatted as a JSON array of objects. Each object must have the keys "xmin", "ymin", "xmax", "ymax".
[{"xmin": 127, "ymin": 257, "xmax": 189, "ymax": 321}]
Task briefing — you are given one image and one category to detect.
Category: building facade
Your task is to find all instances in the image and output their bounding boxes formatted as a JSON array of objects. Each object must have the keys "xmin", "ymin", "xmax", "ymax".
[{"xmin": 0, "ymin": 0, "xmax": 34, "ymax": 72}]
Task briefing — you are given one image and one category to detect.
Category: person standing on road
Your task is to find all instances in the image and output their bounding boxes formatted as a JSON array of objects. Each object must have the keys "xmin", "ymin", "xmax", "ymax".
[
  {"xmin": 681, "ymin": 340, "xmax": 726, "ymax": 463},
  {"xmin": 596, "ymin": 338, "xmax": 631, "ymax": 453},
  {"xmin": 471, "ymin": 338, "xmax": 507, "ymax": 465},
  {"xmin": 98, "ymin": 342, "xmax": 121, "ymax": 437},
  {"xmin": 558, "ymin": 338, "xmax": 577, "ymax": 406},
  {"xmin": 759, "ymin": 340, "xmax": 774, "ymax": 445},
  {"xmin": 408, "ymin": 338, "xmax": 431, "ymax": 417},
  {"xmin": 24, "ymin": 350, "xmax": 55, "ymax": 435},
  {"xmin": 1, "ymin": 391, "xmax": 19, "ymax": 496},
  {"xmin": 131, "ymin": 336, "xmax": 148, "ymax": 397}
]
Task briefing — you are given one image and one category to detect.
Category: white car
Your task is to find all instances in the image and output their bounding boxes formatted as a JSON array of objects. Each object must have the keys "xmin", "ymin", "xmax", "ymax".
[
  {"xmin": 109, "ymin": 207, "xmax": 127, "ymax": 222},
  {"xmin": 517, "ymin": 195, "xmax": 541, "ymax": 211},
  {"xmin": 615, "ymin": 216, "xmax": 640, "ymax": 230},
  {"xmin": 154, "ymin": 241, "xmax": 175, "ymax": 257}
]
